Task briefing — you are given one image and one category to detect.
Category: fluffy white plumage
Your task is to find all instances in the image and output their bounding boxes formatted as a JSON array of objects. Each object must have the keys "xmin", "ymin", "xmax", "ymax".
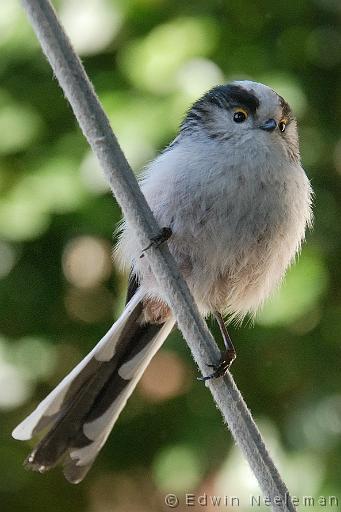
[{"xmin": 117, "ymin": 81, "xmax": 313, "ymax": 320}]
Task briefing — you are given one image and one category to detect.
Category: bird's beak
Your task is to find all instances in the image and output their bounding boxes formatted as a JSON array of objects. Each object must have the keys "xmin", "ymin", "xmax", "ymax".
[{"xmin": 259, "ymin": 119, "xmax": 277, "ymax": 132}]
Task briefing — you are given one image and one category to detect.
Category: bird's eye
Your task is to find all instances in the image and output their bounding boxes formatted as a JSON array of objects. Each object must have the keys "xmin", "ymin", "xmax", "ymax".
[
  {"xmin": 233, "ymin": 108, "xmax": 248, "ymax": 123},
  {"xmin": 279, "ymin": 120, "xmax": 287, "ymax": 133}
]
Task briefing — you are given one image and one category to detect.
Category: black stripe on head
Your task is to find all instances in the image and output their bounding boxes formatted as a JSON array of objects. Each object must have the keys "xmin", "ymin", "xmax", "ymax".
[
  {"xmin": 205, "ymin": 84, "xmax": 260, "ymax": 114},
  {"xmin": 278, "ymin": 95, "xmax": 293, "ymax": 120},
  {"xmin": 181, "ymin": 84, "xmax": 260, "ymax": 134}
]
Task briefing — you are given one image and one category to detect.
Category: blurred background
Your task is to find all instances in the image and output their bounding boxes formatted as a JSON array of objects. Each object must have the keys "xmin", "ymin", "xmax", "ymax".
[{"xmin": 0, "ymin": 0, "xmax": 340, "ymax": 510}]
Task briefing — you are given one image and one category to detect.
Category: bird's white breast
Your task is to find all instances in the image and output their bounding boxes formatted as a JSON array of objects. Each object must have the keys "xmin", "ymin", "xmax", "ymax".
[{"xmin": 117, "ymin": 136, "xmax": 312, "ymax": 320}]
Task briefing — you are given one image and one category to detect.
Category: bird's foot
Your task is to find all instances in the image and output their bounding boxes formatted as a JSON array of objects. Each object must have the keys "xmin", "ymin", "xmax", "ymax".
[
  {"xmin": 198, "ymin": 348, "xmax": 236, "ymax": 381},
  {"xmin": 140, "ymin": 227, "xmax": 172, "ymax": 258}
]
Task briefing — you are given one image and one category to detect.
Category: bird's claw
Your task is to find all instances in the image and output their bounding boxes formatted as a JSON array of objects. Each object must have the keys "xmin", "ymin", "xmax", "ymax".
[
  {"xmin": 198, "ymin": 349, "xmax": 236, "ymax": 381},
  {"xmin": 140, "ymin": 227, "xmax": 172, "ymax": 258}
]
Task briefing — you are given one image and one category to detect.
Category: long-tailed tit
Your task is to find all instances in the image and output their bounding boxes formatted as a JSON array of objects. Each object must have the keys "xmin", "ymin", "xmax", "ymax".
[{"xmin": 12, "ymin": 81, "xmax": 313, "ymax": 483}]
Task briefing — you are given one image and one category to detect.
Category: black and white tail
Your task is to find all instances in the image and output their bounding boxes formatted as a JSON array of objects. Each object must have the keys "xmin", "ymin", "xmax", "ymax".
[{"xmin": 12, "ymin": 290, "xmax": 174, "ymax": 483}]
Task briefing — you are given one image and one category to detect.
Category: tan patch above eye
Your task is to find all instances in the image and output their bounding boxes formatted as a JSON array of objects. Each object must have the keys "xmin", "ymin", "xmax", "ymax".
[{"xmin": 233, "ymin": 107, "xmax": 249, "ymax": 118}]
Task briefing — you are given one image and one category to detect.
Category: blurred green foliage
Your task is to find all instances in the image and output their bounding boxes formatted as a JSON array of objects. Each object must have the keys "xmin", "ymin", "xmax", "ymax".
[{"xmin": 0, "ymin": 0, "xmax": 340, "ymax": 511}]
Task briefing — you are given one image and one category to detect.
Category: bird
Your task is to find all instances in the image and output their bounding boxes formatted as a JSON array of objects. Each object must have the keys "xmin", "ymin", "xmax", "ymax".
[{"xmin": 12, "ymin": 80, "xmax": 313, "ymax": 483}]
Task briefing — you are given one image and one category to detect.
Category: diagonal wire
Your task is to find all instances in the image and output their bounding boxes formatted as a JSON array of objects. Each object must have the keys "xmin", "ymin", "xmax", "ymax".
[{"xmin": 20, "ymin": 1, "xmax": 296, "ymax": 509}]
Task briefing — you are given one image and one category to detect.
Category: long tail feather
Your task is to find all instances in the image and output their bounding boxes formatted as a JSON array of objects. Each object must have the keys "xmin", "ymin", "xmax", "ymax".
[{"xmin": 12, "ymin": 291, "xmax": 175, "ymax": 483}]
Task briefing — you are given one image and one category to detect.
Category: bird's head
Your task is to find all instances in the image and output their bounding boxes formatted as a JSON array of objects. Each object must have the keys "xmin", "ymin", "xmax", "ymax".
[{"xmin": 181, "ymin": 80, "xmax": 300, "ymax": 162}]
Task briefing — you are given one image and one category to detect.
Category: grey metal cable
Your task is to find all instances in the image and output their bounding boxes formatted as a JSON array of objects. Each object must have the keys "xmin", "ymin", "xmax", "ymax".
[{"xmin": 20, "ymin": 1, "xmax": 296, "ymax": 509}]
